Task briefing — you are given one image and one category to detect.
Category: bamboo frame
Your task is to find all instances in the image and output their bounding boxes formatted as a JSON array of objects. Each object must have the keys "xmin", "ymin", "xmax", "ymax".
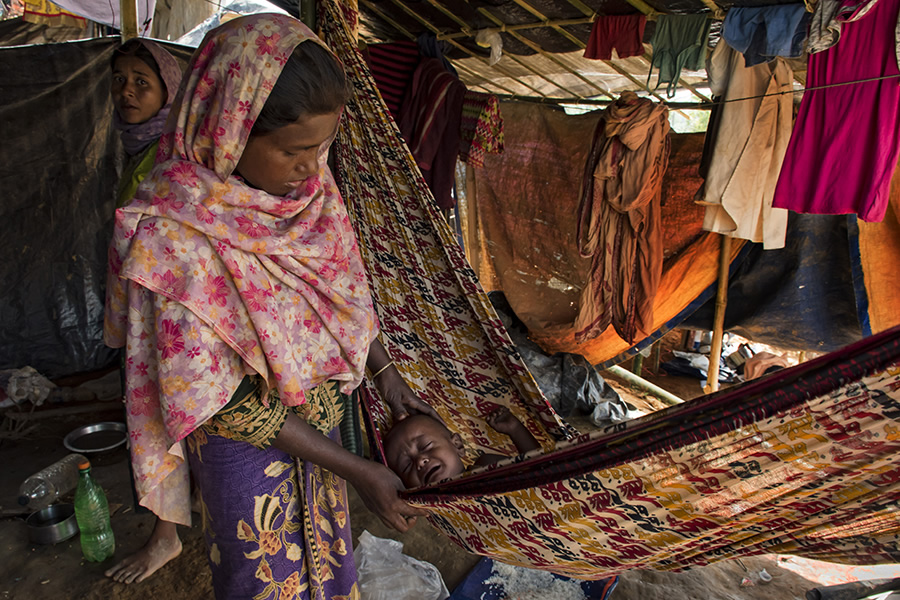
[
  {"xmin": 360, "ymin": 0, "xmax": 717, "ymax": 103},
  {"xmin": 476, "ymin": 6, "xmax": 614, "ymax": 100},
  {"xmin": 704, "ymin": 234, "xmax": 732, "ymax": 394},
  {"xmin": 436, "ymin": 16, "xmax": 596, "ymax": 40}
]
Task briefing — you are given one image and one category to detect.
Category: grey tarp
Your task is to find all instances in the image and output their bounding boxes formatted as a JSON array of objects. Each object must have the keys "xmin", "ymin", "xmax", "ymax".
[{"xmin": 0, "ymin": 38, "xmax": 191, "ymax": 379}]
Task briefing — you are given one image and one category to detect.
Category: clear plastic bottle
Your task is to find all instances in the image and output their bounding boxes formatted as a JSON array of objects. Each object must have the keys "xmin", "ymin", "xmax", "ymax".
[
  {"xmin": 73, "ymin": 459, "xmax": 115, "ymax": 562},
  {"xmin": 18, "ymin": 453, "xmax": 87, "ymax": 511}
]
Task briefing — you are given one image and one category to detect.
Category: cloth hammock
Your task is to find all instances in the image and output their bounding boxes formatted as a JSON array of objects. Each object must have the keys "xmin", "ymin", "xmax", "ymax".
[{"xmin": 321, "ymin": 0, "xmax": 900, "ymax": 578}]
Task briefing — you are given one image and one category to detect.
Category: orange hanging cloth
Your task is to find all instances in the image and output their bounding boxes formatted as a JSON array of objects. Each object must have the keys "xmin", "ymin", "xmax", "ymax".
[{"xmin": 575, "ymin": 91, "xmax": 670, "ymax": 344}]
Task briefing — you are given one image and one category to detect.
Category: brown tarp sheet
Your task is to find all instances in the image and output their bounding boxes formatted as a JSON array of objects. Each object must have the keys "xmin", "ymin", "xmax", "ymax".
[{"xmin": 464, "ymin": 102, "xmax": 742, "ymax": 365}]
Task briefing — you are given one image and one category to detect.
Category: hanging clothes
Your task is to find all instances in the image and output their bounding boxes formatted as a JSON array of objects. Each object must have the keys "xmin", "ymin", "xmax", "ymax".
[
  {"xmin": 698, "ymin": 41, "xmax": 792, "ymax": 249},
  {"xmin": 722, "ymin": 5, "xmax": 810, "ymax": 67},
  {"xmin": 458, "ymin": 91, "xmax": 504, "ymax": 168},
  {"xmin": 575, "ymin": 92, "xmax": 670, "ymax": 344},
  {"xmin": 773, "ymin": 0, "xmax": 900, "ymax": 223},
  {"xmin": 584, "ymin": 15, "xmax": 646, "ymax": 61},
  {"xmin": 808, "ymin": 0, "xmax": 880, "ymax": 55},
  {"xmin": 647, "ymin": 14, "xmax": 711, "ymax": 98},
  {"xmin": 364, "ymin": 40, "xmax": 420, "ymax": 122},
  {"xmin": 398, "ymin": 57, "xmax": 467, "ymax": 209}
]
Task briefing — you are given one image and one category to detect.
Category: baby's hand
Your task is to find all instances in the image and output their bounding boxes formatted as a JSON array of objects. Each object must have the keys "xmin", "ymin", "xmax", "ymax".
[{"xmin": 487, "ymin": 407, "xmax": 521, "ymax": 435}]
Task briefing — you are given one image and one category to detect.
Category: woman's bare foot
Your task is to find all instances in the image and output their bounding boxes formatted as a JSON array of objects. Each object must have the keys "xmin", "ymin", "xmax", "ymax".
[{"xmin": 105, "ymin": 519, "xmax": 182, "ymax": 584}]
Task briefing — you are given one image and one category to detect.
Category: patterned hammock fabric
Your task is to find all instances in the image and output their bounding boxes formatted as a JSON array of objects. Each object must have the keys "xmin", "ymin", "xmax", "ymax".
[
  {"xmin": 321, "ymin": 0, "xmax": 900, "ymax": 577},
  {"xmin": 323, "ymin": 0, "xmax": 572, "ymax": 462}
]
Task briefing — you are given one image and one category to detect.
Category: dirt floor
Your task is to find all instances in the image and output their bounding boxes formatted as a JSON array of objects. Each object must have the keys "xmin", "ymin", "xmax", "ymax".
[{"xmin": 0, "ymin": 331, "xmax": 887, "ymax": 599}]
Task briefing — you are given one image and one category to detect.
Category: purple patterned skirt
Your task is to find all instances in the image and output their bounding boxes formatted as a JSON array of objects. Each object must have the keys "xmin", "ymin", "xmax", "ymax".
[{"xmin": 186, "ymin": 427, "xmax": 359, "ymax": 600}]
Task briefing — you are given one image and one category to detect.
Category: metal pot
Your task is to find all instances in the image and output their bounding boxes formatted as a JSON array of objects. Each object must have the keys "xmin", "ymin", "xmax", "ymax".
[{"xmin": 26, "ymin": 503, "xmax": 79, "ymax": 545}]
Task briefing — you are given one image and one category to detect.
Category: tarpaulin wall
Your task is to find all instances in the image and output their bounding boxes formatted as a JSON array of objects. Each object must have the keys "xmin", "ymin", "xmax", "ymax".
[
  {"xmin": 0, "ymin": 38, "xmax": 191, "ymax": 379},
  {"xmin": 465, "ymin": 102, "xmax": 744, "ymax": 365},
  {"xmin": 682, "ymin": 214, "xmax": 864, "ymax": 353}
]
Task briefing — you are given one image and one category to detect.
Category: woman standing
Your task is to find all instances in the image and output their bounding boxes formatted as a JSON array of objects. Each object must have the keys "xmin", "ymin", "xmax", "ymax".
[
  {"xmin": 104, "ymin": 14, "xmax": 432, "ymax": 599},
  {"xmin": 106, "ymin": 38, "xmax": 187, "ymax": 585}
]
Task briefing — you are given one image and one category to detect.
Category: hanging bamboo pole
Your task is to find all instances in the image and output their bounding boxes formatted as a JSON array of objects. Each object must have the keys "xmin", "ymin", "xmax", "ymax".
[
  {"xmin": 119, "ymin": 0, "xmax": 138, "ymax": 40},
  {"xmin": 704, "ymin": 234, "xmax": 732, "ymax": 394}
]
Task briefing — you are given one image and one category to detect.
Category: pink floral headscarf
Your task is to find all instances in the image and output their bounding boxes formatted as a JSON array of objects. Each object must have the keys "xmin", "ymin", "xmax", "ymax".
[
  {"xmin": 104, "ymin": 13, "xmax": 378, "ymax": 524},
  {"xmin": 112, "ymin": 39, "xmax": 183, "ymax": 156}
]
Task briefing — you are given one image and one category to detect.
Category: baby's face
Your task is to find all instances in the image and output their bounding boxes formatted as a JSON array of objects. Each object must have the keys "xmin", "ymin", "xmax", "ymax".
[{"xmin": 384, "ymin": 415, "xmax": 465, "ymax": 488}]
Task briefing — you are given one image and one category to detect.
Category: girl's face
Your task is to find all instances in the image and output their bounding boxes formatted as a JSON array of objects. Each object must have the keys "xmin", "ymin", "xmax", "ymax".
[
  {"xmin": 236, "ymin": 110, "xmax": 341, "ymax": 196},
  {"xmin": 111, "ymin": 55, "xmax": 166, "ymax": 125}
]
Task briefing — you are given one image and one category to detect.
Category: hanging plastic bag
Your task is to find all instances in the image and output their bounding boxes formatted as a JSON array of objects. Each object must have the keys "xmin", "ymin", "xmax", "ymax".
[{"xmin": 354, "ymin": 531, "xmax": 449, "ymax": 600}]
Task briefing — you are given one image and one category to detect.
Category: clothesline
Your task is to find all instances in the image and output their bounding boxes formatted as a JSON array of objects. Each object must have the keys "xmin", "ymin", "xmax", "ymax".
[
  {"xmin": 701, "ymin": 72, "xmax": 900, "ymax": 107},
  {"xmin": 495, "ymin": 73, "xmax": 900, "ymax": 110}
]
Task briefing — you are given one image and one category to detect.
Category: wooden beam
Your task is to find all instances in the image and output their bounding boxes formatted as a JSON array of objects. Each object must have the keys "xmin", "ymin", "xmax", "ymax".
[
  {"xmin": 387, "ymin": 0, "xmax": 591, "ymax": 98},
  {"xmin": 436, "ymin": 16, "xmax": 596, "ymax": 40}
]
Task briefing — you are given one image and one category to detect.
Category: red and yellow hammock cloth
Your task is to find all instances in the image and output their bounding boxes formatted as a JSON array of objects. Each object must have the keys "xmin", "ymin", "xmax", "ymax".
[{"xmin": 322, "ymin": 0, "xmax": 900, "ymax": 579}]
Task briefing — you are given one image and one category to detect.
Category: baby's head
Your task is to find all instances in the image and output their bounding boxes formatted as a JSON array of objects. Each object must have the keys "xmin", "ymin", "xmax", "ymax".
[{"xmin": 384, "ymin": 415, "xmax": 466, "ymax": 489}]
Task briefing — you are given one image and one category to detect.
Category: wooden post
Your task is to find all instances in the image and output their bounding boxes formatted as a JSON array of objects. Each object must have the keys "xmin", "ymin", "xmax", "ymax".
[
  {"xmin": 631, "ymin": 352, "xmax": 643, "ymax": 376},
  {"xmin": 119, "ymin": 0, "xmax": 138, "ymax": 40},
  {"xmin": 299, "ymin": 0, "xmax": 317, "ymax": 30},
  {"xmin": 704, "ymin": 234, "xmax": 732, "ymax": 394},
  {"xmin": 650, "ymin": 341, "xmax": 662, "ymax": 375}
]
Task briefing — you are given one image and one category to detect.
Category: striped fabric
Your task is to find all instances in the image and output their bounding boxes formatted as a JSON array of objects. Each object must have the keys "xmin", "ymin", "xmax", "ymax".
[{"xmin": 365, "ymin": 41, "xmax": 420, "ymax": 121}]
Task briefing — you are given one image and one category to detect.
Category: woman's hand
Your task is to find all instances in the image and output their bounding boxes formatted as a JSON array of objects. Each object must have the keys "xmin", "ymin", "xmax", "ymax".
[
  {"xmin": 367, "ymin": 338, "xmax": 440, "ymax": 423},
  {"xmin": 374, "ymin": 365, "xmax": 442, "ymax": 423},
  {"xmin": 347, "ymin": 461, "xmax": 428, "ymax": 532}
]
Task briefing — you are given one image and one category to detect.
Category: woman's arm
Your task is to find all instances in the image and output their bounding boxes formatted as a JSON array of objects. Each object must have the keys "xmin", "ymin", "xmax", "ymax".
[
  {"xmin": 272, "ymin": 413, "xmax": 427, "ymax": 532},
  {"xmin": 366, "ymin": 338, "xmax": 441, "ymax": 422}
]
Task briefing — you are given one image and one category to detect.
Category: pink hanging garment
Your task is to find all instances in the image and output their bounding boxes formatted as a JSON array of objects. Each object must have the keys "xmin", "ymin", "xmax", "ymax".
[{"xmin": 772, "ymin": 0, "xmax": 900, "ymax": 223}]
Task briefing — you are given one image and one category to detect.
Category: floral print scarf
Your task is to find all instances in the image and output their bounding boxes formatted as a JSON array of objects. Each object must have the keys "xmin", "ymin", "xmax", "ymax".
[{"xmin": 104, "ymin": 13, "xmax": 378, "ymax": 524}]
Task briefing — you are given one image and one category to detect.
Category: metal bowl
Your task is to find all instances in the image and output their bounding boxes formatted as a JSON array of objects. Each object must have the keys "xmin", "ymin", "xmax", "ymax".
[
  {"xmin": 63, "ymin": 421, "xmax": 127, "ymax": 454},
  {"xmin": 26, "ymin": 503, "xmax": 79, "ymax": 545}
]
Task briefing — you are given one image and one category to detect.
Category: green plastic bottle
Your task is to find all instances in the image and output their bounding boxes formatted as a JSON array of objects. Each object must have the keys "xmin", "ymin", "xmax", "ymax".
[{"xmin": 73, "ymin": 459, "xmax": 115, "ymax": 561}]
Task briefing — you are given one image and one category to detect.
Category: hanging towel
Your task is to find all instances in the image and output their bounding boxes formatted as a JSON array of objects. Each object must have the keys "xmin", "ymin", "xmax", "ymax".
[
  {"xmin": 418, "ymin": 31, "xmax": 458, "ymax": 76},
  {"xmin": 584, "ymin": 15, "xmax": 647, "ymax": 60},
  {"xmin": 459, "ymin": 91, "xmax": 504, "ymax": 168},
  {"xmin": 773, "ymin": 0, "xmax": 900, "ymax": 223},
  {"xmin": 723, "ymin": 5, "xmax": 811, "ymax": 67},
  {"xmin": 647, "ymin": 14, "xmax": 711, "ymax": 98}
]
